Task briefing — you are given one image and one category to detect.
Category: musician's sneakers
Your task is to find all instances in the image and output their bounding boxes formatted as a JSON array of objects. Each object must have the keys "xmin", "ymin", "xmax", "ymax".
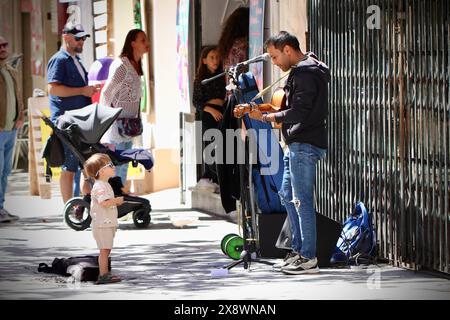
[
  {"xmin": 281, "ymin": 256, "xmax": 320, "ymax": 275},
  {"xmin": 272, "ymin": 251, "xmax": 299, "ymax": 271},
  {"xmin": 194, "ymin": 178, "xmax": 217, "ymax": 193}
]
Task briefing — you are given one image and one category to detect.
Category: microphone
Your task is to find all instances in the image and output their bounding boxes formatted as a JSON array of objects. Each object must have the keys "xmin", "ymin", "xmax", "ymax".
[
  {"xmin": 201, "ymin": 53, "xmax": 270, "ymax": 85},
  {"xmin": 239, "ymin": 53, "xmax": 270, "ymax": 66}
]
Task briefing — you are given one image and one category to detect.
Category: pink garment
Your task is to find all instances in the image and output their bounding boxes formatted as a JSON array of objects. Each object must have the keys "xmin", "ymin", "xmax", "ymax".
[
  {"xmin": 223, "ymin": 37, "xmax": 249, "ymax": 70},
  {"xmin": 223, "ymin": 37, "xmax": 248, "ymax": 92}
]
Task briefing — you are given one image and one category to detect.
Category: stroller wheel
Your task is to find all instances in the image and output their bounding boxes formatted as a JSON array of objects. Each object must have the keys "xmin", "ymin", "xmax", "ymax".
[
  {"xmin": 64, "ymin": 197, "xmax": 92, "ymax": 231},
  {"xmin": 132, "ymin": 208, "xmax": 151, "ymax": 229}
]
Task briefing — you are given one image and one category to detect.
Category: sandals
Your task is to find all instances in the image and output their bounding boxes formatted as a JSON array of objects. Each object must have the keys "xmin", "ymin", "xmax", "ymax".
[{"xmin": 95, "ymin": 272, "xmax": 122, "ymax": 285}]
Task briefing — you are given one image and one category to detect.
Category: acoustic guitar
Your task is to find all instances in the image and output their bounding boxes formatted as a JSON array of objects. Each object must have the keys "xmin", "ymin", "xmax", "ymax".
[{"xmin": 233, "ymin": 88, "xmax": 286, "ymax": 119}]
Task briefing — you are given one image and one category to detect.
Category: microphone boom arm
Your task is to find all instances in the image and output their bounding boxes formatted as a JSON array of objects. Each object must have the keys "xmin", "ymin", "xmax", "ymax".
[
  {"xmin": 201, "ymin": 53, "xmax": 269, "ymax": 86},
  {"xmin": 201, "ymin": 70, "xmax": 227, "ymax": 85}
]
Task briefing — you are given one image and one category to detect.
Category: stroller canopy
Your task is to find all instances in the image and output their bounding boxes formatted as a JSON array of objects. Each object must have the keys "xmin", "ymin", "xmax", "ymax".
[{"xmin": 56, "ymin": 103, "xmax": 122, "ymax": 144}]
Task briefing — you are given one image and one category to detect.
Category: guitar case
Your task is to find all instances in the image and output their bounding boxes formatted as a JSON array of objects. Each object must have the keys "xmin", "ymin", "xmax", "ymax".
[{"xmin": 238, "ymin": 72, "xmax": 286, "ymax": 214}]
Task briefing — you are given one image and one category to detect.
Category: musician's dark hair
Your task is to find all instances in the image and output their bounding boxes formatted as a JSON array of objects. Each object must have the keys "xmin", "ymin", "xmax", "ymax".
[
  {"xmin": 195, "ymin": 46, "xmax": 221, "ymax": 82},
  {"xmin": 265, "ymin": 31, "xmax": 301, "ymax": 52},
  {"xmin": 120, "ymin": 28, "xmax": 145, "ymax": 76},
  {"xmin": 217, "ymin": 7, "xmax": 249, "ymax": 60}
]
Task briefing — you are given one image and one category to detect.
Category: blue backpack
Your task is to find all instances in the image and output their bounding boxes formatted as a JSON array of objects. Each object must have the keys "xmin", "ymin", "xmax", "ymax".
[{"xmin": 330, "ymin": 202, "xmax": 377, "ymax": 265}]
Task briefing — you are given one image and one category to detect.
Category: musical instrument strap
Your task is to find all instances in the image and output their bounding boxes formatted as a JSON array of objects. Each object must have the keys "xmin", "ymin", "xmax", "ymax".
[{"xmin": 250, "ymin": 71, "xmax": 290, "ymax": 102}]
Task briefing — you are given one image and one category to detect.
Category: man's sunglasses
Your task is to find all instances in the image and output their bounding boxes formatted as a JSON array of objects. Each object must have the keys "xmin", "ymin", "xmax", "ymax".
[
  {"xmin": 74, "ymin": 36, "xmax": 87, "ymax": 42},
  {"xmin": 0, "ymin": 42, "xmax": 9, "ymax": 49}
]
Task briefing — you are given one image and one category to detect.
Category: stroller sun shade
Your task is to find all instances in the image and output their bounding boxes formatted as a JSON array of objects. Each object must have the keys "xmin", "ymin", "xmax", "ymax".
[
  {"xmin": 56, "ymin": 103, "xmax": 122, "ymax": 144},
  {"xmin": 114, "ymin": 149, "xmax": 154, "ymax": 171}
]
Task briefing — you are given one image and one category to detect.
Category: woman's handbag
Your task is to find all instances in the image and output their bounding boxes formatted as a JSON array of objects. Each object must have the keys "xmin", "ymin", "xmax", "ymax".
[{"xmin": 117, "ymin": 113, "xmax": 143, "ymax": 138}]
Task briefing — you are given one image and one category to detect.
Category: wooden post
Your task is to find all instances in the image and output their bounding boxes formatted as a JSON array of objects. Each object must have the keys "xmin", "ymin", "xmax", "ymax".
[
  {"xmin": 28, "ymin": 97, "xmax": 52, "ymax": 199},
  {"xmin": 28, "ymin": 106, "xmax": 39, "ymax": 196}
]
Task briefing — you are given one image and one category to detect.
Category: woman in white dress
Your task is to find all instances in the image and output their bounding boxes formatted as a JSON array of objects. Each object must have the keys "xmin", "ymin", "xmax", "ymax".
[{"xmin": 100, "ymin": 29, "xmax": 150, "ymax": 184}]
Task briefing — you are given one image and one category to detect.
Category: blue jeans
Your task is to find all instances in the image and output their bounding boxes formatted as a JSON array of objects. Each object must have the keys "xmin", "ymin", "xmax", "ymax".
[
  {"xmin": 73, "ymin": 169, "xmax": 81, "ymax": 197},
  {"xmin": 113, "ymin": 141, "xmax": 133, "ymax": 184},
  {"xmin": 61, "ymin": 142, "xmax": 81, "ymax": 172},
  {"xmin": 0, "ymin": 129, "xmax": 17, "ymax": 209},
  {"xmin": 278, "ymin": 142, "xmax": 326, "ymax": 259}
]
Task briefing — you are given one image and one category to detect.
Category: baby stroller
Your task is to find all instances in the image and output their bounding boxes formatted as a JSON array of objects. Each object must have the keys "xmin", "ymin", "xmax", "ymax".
[{"xmin": 42, "ymin": 103, "xmax": 153, "ymax": 231}]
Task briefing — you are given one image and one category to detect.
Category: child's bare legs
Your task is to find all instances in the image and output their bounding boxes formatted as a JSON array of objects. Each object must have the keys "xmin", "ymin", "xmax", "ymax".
[
  {"xmin": 99, "ymin": 249, "xmax": 111, "ymax": 276},
  {"xmin": 98, "ymin": 249, "xmax": 121, "ymax": 281}
]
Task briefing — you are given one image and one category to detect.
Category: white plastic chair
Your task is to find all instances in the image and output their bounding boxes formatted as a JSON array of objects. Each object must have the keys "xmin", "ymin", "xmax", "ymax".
[{"xmin": 12, "ymin": 119, "xmax": 29, "ymax": 171}]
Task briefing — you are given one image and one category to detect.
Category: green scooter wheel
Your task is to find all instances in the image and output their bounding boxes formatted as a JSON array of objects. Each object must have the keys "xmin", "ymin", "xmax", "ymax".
[
  {"xmin": 225, "ymin": 236, "xmax": 244, "ymax": 260},
  {"xmin": 221, "ymin": 233, "xmax": 239, "ymax": 255}
]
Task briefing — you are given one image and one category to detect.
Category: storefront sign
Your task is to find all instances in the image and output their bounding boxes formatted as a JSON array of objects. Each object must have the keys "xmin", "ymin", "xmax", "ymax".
[
  {"xmin": 249, "ymin": 0, "xmax": 265, "ymax": 90},
  {"xmin": 1, "ymin": 1, "xmax": 14, "ymax": 38},
  {"xmin": 21, "ymin": 0, "xmax": 33, "ymax": 12},
  {"xmin": 31, "ymin": 0, "xmax": 44, "ymax": 76},
  {"xmin": 176, "ymin": 0, "xmax": 190, "ymax": 113}
]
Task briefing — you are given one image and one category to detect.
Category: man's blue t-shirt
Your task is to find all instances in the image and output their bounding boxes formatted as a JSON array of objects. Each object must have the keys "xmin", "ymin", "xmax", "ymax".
[{"xmin": 47, "ymin": 49, "xmax": 92, "ymax": 121}]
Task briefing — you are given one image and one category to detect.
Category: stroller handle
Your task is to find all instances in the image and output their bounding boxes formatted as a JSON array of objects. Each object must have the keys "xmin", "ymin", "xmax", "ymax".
[{"xmin": 40, "ymin": 114, "xmax": 60, "ymax": 134}]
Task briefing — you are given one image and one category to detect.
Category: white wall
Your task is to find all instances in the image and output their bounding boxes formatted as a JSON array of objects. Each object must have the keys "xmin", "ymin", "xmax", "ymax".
[
  {"xmin": 79, "ymin": 0, "xmax": 95, "ymax": 68},
  {"xmin": 265, "ymin": 0, "xmax": 308, "ymax": 101},
  {"xmin": 201, "ymin": 0, "xmax": 246, "ymax": 46},
  {"xmin": 112, "ymin": 0, "xmax": 135, "ymax": 57},
  {"xmin": 151, "ymin": 0, "xmax": 180, "ymax": 149},
  {"xmin": 279, "ymin": 0, "xmax": 307, "ymax": 52}
]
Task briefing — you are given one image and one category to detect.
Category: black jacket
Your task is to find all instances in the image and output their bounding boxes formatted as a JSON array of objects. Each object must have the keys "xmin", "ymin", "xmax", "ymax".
[
  {"xmin": 274, "ymin": 53, "xmax": 330, "ymax": 149},
  {"xmin": 192, "ymin": 71, "xmax": 226, "ymax": 113},
  {"xmin": 216, "ymin": 95, "xmax": 241, "ymax": 213}
]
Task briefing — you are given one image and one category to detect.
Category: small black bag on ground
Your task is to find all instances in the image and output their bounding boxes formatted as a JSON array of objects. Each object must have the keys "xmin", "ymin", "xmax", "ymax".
[{"xmin": 38, "ymin": 255, "xmax": 111, "ymax": 281}]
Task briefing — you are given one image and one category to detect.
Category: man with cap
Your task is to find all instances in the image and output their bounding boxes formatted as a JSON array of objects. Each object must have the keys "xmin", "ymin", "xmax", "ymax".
[{"xmin": 47, "ymin": 24, "xmax": 100, "ymax": 205}]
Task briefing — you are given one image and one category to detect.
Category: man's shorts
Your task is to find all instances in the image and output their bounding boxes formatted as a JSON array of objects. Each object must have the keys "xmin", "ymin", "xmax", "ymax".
[{"xmin": 62, "ymin": 143, "xmax": 81, "ymax": 172}]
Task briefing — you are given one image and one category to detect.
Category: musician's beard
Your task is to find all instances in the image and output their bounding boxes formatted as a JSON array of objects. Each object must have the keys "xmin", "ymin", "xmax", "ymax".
[{"xmin": 279, "ymin": 65, "xmax": 290, "ymax": 72}]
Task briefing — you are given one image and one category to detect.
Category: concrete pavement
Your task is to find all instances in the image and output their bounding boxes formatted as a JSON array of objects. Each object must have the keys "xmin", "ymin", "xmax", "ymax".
[{"xmin": 0, "ymin": 171, "xmax": 449, "ymax": 300}]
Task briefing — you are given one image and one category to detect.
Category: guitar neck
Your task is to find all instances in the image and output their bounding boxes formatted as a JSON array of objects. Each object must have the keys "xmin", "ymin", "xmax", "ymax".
[{"xmin": 256, "ymin": 103, "xmax": 278, "ymax": 112}]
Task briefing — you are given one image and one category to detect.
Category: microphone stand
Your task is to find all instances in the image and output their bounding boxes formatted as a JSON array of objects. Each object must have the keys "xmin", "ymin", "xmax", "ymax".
[{"xmin": 203, "ymin": 61, "xmax": 273, "ymax": 271}]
